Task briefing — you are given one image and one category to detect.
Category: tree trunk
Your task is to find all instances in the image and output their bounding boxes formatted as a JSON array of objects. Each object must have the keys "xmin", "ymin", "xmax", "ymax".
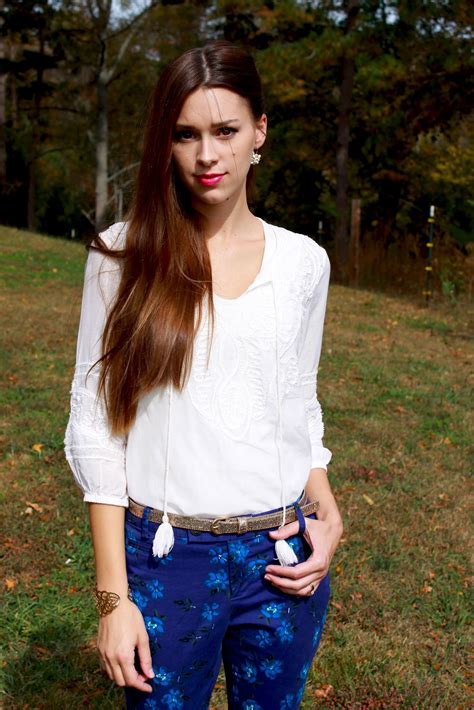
[
  {"xmin": 27, "ymin": 159, "xmax": 36, "ymax": 230},
  {"xmin": 27, "ymin": 28, "xmax": 45, "ymax": 231},
  {"xmin": 0, "ymin": 0, "xmax": 5, "ymax": 184},
  {"xmin": 334, "ymin": 0, "xmax": 360, "ymax": 283},
  {"xmin": 0, "ymin": 28, "xmax": 6, "ymax": 184},
  {"xmin": 95, "ymin": 48, "xmax": 109, "ymax": 233}
]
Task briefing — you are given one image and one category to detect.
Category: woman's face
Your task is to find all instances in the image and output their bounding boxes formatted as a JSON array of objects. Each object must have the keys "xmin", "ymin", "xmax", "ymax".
[{"xmin": 171, "ymin": 87, "xmax": 267, "ymax": 208}]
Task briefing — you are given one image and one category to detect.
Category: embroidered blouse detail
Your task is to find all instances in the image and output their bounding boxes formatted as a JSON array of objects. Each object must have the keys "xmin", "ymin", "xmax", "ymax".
[{"xmin": 64, "ymin": 218, "xmax": 332, "ymax": 517}]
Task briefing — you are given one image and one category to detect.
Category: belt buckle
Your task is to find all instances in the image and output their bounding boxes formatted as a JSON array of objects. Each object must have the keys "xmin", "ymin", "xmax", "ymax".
[{"xmin": 210, "ymin": 516, "xmax": 229, "ymax": 535}]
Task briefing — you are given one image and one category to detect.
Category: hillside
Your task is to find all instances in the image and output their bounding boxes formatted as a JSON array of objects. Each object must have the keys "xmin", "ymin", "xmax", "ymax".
[{"xmin": 0, "ymin": 226, "xmax": 472, "ymax": 708}]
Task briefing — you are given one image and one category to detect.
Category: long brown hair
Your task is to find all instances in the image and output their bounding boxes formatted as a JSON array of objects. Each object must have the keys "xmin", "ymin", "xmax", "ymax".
[{"xmin": 89, "ymin": 40, "xmax": 265, "ymax": 436}]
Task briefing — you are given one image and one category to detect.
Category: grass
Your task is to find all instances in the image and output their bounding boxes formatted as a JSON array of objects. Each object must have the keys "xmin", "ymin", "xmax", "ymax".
[{"xmin": 1, "ymin": 225, "xmax": 472, "ymax": 709}]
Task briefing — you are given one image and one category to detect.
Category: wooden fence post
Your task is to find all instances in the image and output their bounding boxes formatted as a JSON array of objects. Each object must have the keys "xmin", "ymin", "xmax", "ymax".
[{"xmin": 350, "ymin": 198, "xmax": 361, "ymax": 287}]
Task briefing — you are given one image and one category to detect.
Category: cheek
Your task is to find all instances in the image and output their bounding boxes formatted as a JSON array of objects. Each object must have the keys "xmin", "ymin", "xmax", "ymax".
[{"xmin": 172, "ymin": 149, "xmax": 192, "ymax": 177}]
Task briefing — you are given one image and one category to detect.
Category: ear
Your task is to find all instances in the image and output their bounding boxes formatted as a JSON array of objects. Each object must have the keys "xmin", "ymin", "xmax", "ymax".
[{"xmin": 254, "ymin": 113, "xmax": 267, "ymax": 150}]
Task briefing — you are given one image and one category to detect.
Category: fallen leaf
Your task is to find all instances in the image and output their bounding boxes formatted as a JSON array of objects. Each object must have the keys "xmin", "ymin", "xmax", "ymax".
[
  {"xmin": 67, "ymin": 528, "xmax": 75, "ymax": 537},
  {"xmin": 34, "ymin": 646, "xmax": 51, "ymax": 657},
  {"xmin": 24, "ymin": 507, "xmax": 33, "ymax": 515},
  {"xmin": 421, "ymin": 585, "xmax": 433, "ymax": 594},
  {"xmin": 5, "ymin": 578, "xmax": 17, "ymax": 591},
  {"xmin": 314, "ymin": 684, "xmax": 334, "ymax": 698},
  {"xmin": 25, "ymin": 501, "xmax": 43, "ymax": 513},
  {"xmin": 363, "ymin": 494, "xmax": 374, "ymax": 506},
  {"xmin": 32, "ymin": 443, "xmax": 44, "ymax": 453}
]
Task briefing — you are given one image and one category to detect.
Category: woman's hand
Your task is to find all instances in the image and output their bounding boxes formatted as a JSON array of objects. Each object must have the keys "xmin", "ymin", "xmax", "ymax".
[
  {"xmin": 97, "ymin": 598, "xmax": 155, "ymax": 692},
  {"xmin": 265, "ymin": 515, "xmax": 343, "ymax": 596}
]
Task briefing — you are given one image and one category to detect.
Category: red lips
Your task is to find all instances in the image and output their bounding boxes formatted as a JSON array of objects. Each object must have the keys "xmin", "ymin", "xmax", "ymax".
[{"xmin": 195, "ymin": 173, "xmax": 226, "ymax": 186}]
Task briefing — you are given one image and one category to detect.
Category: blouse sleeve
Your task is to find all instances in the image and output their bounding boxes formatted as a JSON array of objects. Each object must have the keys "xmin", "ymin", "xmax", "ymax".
[
  {"xmin": 63, "ymin": 224, "xmax": 129, "ymax": 506},
  {"xmin": 297, "ymin": 243, "xmax": 332, "ymax": 471}
]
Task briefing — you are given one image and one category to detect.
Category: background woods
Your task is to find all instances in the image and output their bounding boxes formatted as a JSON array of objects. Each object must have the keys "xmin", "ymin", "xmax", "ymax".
[{"xmin": 0, "ymin": 0, "xmax": 472, "ymax": 291}]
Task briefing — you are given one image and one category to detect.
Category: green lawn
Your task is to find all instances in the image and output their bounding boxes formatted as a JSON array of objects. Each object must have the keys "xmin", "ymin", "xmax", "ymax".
[{"xmin": 1, "ymin": 226, "xmax": 472, "ymax": 709}]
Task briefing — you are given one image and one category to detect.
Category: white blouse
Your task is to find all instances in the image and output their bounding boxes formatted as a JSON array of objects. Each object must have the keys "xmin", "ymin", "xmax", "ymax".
[{"xmin": 64, "ymin": 218, "xmax": 332, "ymax": 517}]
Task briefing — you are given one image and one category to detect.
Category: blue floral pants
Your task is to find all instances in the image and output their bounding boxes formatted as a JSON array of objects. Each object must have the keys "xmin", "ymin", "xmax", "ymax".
[{"xmin": 124, "ymin": 499, "xmax": 330, "ymax": 710}]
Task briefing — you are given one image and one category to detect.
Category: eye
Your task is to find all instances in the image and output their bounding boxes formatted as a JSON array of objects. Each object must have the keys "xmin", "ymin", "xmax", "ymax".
[
  {"xmin": 218, "ymin": 126, "xmax": 238, "ymax": 138},
  {"xmin": 174, "ymin": 129, "xmax": 195, "ymax": 142}
]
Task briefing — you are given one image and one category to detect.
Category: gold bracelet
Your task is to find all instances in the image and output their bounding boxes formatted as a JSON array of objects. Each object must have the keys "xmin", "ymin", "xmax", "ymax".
[{"xmin": 93, "ymin": 587, "xmax": 133, "ymax": 617}]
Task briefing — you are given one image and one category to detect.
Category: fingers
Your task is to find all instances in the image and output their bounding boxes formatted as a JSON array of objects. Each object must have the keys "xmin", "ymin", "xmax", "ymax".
[
  {"xmin": 268, "ymin": 520, "xmax": 300, "ymax": 538},
  {"xmin": 266, "ymin": 551, "xmax": 329, "ymax": 579},
  {"xmin": 137, "ymin": 632, "xmax": 155, "ymax": 680},
  {"xmin": 99, "ymin": 647, "xmax": 153, "ymax": 692},
  {"xmin": 120, "ymin": 652, "xmax": 153, "ymax": 692},
  {"xmin": 264, "ymin": 570, "xmax": 323, "ymax": 596}
]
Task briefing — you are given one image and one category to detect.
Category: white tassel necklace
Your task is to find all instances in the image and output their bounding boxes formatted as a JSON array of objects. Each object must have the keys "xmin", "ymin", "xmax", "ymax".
[
  {"xmin": 152, "ymin": 382, "xmax": 175, "ymax": 558},
  {"xmin": 272, "ymin": 276, "xmax": 298, "ymax": 567}
]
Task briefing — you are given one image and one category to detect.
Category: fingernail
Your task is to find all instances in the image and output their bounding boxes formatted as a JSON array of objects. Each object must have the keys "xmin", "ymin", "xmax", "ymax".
[{"xmin": 264, "ymin": 575, "xmax": 270, "ymax": 580}]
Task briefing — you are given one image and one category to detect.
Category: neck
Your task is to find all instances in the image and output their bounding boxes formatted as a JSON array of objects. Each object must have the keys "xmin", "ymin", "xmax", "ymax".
[{"xmin": 192, "ymin": 183, "xmax": 256, "ymax": 241}]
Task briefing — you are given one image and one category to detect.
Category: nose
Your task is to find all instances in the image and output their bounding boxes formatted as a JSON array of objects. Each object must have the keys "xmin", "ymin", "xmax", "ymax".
[{"xmin": 197, "ymin": 134, "xmax": 218, "ymax": 165}]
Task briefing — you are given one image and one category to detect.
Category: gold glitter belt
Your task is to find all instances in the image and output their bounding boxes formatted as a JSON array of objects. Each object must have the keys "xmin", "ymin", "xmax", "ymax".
[{"xmin": 128, "ymin": 492, "xmax": 319, "ymax": 535}]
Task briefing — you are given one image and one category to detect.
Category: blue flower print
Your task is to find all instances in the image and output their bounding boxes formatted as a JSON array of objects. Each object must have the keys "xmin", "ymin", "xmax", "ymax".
[
  {"xmin": 242, "ymin": 701, "xmax": 262, "ymax": 710},
  {"xmin": 162, "ymin": 688, "xmax": 184, "ymax": 709},
  {"xmin": 260, "ymin": 658, "xmax": 283, "ymax": 679},
  {"xmin": 246, "ymin": 558, "xmax": 267, "ymax": 577},
  {"xmin": 144, "ymin": 699, "xmax": 158, "ymax": 710},
  {"xmin": 260, "ymin": 601, "xmax": 286, "ymax": 620},
  {"xmin": 201, "ymin": 602, "xmax": 220, "ymax": 621},
  {"xmin": 312, "ymin": 624, "xmax": 322, "ymax": 646},
  {"xmin": 153, "ymin": 666, "xmax": 175, "ymax": 686},
  {"xmin": 130, "ymin": 589, "xmax": 148, "ymax": 611},
  {"xmin": 228, "ymin": 541, "xmax": 250, "ymax": 564},
  {"xmin": 255, "ymin": 629, "xmax": 273, "ymax": 648},
  {"xmin": 125, "ymin": 538, "xmax": 138, "ymax": 555},
  {"xmin": 280, "ymin": 694, "xmax": 295, "ymax": 710},
  {"xmin": 209, "ymin": 546, "xmax": 228, "ymax": 565},
  {"xmin": 145, "ymin": 616, "xmax": 164, "ymax": 638},
  {"xmin": 146, "ymin": 579, "xmax": 164, "ymax": 599},
  {"xmin": 241, "ymin": 660, "xmax": 258, "ymax": 683},
  {"xmin": 276, "ymin": 620, "xmax": 295, "ymax": 643},
  {"xmin": 298, "ymin": 662, "xmax": 310, "ymax": 681},
  {"xmin": 204, "ymin": 570, "xmax": 229, "ymax": 593}
]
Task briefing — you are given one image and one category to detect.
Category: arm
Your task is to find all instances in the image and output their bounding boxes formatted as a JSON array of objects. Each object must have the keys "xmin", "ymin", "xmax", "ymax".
[
  {"xmin": 89, "ymin": 503, "xmax": 154, "ymax": 691},
  {"xmin": 64, "ymin": 225, "xmax": 153, "ymax": 691},
  {"xmin": 267, "ymin": 244, "xmax": 343, "ymax": 594}
]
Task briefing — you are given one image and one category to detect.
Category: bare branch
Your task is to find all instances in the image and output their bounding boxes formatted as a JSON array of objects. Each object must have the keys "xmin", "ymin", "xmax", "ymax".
[
  {"xmin": 104, "ymin": 29, "xmax": 135, "ymax": 84},
  {"xmin": 106, "ymin": 1, "xmax": 161, "ymax": 41},
  {"xmin": 107, "ymin": 162, "xmax": 140, "ymax": 182},
  {"xmin": 81, "ymin": 207, "xmax": 95, "ymax": 226}
]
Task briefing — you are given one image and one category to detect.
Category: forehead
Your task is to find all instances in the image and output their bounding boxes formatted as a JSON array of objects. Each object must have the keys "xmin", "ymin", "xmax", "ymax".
[{"xmin": 176, "ymin": 87, "xmax": 252, "ymax": 126}]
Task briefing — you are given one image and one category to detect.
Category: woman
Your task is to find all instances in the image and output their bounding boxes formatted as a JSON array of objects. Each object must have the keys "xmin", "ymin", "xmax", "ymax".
[{"xmin": 65, "ymin": 40, "xmax": 342, "ymax": 710}]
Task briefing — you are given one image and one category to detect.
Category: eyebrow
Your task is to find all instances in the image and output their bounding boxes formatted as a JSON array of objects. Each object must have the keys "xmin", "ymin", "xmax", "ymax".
[{"xmin": 175, "ymin": 119, "xmax": 241, "ymax": 130}]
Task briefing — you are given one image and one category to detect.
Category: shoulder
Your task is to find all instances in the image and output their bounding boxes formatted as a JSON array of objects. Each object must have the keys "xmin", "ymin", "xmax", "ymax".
[
  {"xmin": 85, "ymin": 221, "xmax": 128, "ymax": 284},
  {"xmin": 96, "ymin": 220, "xmax": 129, "ymax": 250},
  {"xmin": 268, "ymin": 221, "xmax": 330, "ymax": 281}
]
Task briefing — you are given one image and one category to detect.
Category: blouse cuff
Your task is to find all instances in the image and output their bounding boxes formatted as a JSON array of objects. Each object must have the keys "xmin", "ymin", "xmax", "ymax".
[
  {"xmin": 83, "ymin": 492, "xmax": 129, "ymax": 507},
  {"xmin": 310, "ymin": 444, "xmax": 332, "ymax": 471}
]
